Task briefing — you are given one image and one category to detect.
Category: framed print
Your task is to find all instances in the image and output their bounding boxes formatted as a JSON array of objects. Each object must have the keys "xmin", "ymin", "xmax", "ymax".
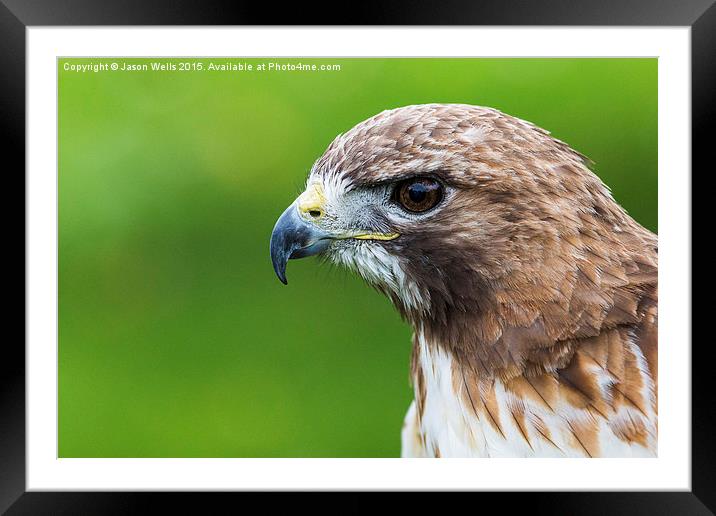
[{"xmin": 3, "ymin": 0, "xmax": 710, "ymax": 512}]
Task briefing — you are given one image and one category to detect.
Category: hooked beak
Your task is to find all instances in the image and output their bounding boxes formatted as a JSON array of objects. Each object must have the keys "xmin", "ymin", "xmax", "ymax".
[
  {"xmin": 270, "ymin": 182, "xmax": 400, "ymax": 284},
  {"xmin": 269, "ymin": 202, "xmax": 332, "ymax": 285}
]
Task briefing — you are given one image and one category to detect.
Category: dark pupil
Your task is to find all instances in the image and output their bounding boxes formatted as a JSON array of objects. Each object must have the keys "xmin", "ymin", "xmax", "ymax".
[{"xmin": 408, "ymin": 183, "xmax": 428, "ymax": 203}]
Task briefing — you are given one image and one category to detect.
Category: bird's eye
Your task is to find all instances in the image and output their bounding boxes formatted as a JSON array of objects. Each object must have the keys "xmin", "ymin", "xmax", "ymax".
[{"xmin": 394, "ymin": 178, "xmax": 443, "ymax": 213}]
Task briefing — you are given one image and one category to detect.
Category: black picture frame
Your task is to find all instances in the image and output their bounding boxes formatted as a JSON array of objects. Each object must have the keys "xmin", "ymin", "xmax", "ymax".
[{"xmin": 2, "ymin": 1, "xmax": 709, "ymax": 513}]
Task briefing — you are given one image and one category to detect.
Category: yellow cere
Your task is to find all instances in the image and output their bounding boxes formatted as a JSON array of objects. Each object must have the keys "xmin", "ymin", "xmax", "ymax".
[{"xmin": 297, "ymin": 183, "xmax": 327, "ymax": 219}]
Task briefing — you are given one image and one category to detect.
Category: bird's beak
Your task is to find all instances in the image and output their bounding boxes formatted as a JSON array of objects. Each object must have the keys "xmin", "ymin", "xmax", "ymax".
[
  {"xmin": 269, "ymin": 201, "xmax": 333, "ymax": 285},
  {"xmin": 270, "ymin": 182, "xmax": 400, "ymax": 284}
]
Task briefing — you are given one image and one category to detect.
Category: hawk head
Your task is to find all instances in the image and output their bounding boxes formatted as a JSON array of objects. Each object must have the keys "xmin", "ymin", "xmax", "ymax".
[{"xmin": 270, "ymin": 104, "xmax": 655, "ymax": 377}]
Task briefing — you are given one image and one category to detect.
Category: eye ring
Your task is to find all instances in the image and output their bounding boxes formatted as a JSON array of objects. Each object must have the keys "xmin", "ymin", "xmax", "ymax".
[{"xmin": 393, "ymin": 177, "xmax": 444, "ymax": 213}]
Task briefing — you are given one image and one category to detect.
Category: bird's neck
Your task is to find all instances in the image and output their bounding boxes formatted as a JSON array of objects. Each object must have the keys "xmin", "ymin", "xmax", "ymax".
[{"xmin": 402, "ymin": 222, "xmax": 657, "ymax": 382}]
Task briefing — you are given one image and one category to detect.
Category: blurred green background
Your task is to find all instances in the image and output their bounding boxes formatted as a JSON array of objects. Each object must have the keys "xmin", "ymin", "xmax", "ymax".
[{"xmin": 58, "ymin": 58, "xmax": 657, "ymax": 457}]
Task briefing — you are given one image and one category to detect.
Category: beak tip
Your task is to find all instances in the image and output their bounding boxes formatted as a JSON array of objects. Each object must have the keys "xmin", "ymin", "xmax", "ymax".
[{"xmin": 270, "ymin": 250, "xmax": 289, "ymax": 285}]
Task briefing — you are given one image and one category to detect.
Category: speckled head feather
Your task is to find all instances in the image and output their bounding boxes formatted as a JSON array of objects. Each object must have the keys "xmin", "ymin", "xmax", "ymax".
[{"xmin": 279, "ymin": 104, "xmax": 658, "ymax": 457}]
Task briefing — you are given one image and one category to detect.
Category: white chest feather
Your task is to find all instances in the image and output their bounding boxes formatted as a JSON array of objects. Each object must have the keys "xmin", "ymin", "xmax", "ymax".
[{"xmin": 401, "ymin": 334, "xmax": 657, "ymax": 458}]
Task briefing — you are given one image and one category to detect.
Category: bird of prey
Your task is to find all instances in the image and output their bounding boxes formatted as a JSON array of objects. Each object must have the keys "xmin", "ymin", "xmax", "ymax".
[{"xmin": 270, "ymin": 104, "xmax": 657, "ymax": 458}]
